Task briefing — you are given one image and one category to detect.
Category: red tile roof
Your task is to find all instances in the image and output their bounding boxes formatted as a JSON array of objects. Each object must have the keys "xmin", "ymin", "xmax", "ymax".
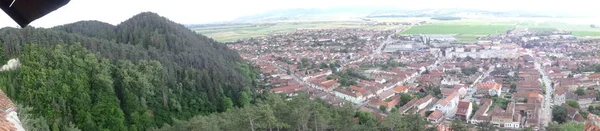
[
  {"xmin": 0, "ymin": 90, "xmax": 14, "ymax": 112},
  {"xmin": 575, "ymin": 114, "xmax": 585, "ymax": 122},
  {"xmin": 456, "ymin": 101, "xmax": 471, "ymax": 115},
  {"xmin": 476, "ymin": 83, "xmax": 501, "ymax": 90},
  {"xmin": 588, "ymin": 73, "xmax": 600, "ymax": 79},
  {"xmin": 350, "ymin": 85, "xmax": 367, "ymax": 93},
  {"xmin": 556, "ymin": 88, "xmax": 566, "ymax": 95},
  {"xmin": 270, "ymin": 84, "xmax": 301, "ymax": 93},
  {"xmin": 393, "ymin": 86, "xmax": 408, "ymax": 93},
  {"xmin": 441, "ymin": 88, "xmax": 458, "ymax": 96},
  {"xmin": 0, "ymin": 115, "xmax": 16, "ymax": 131},
  {"xmin": 428, "ymin": 109, "xmax": 443, "ymax": 119},
  {"xmin": 320, "ymin": 80, "xmax": 337, "ymax": 89}
]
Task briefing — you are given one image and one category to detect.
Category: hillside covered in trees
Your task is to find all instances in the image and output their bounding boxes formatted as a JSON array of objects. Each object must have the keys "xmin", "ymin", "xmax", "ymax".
[
  {"xmin": 0, "ymin": 12, "xmax": 258, "ymax": 130},
  {"xmin": 154, "ymin": 93, "xmax": 432, "ymax": 131}
]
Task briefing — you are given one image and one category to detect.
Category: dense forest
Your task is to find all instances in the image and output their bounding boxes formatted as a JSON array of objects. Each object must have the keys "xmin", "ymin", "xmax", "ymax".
[
  {"xmin": 0, "ymin": 12, "xmax": 257, "ymax": 130},
  {"xmin": 153, "ymin": 93, "xmax": 434, "ymax": 131}
]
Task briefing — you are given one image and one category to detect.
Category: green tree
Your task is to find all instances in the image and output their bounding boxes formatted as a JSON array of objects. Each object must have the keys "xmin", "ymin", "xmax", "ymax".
[
  {"xmin": 471, "ymin": 101, "xmax": 479, "ymax": 116},
  {"xmin": 221, "ymin": 96, "xmax": 234, "ymax": 112},
  {"xmin": 356, "ymin": 111, "xmax": 376, "ymax": 125},
  {"xmin": 547, "ymin": 122, "xmax": 585, "ymax": 131},
  {"xmin": 320, "ymin": 63, "xmax": 328, "ymax": 69},
  {"xmin": 404, "ymin": 114, "xmax": 427, "ymax": 131},
  {"xmin": 546, "ymin": 122, "xmax": 561, "ymax": 131},
  {"xmin": 475, "ymin": 121, "xmax": 495, "ymax": 131},
  {"xmin": 566, "ymin": 100, "xmax": 580, "ymax": 109},
  {"xmin": 0, "ymin": 12, "xmax": 262, "ymax": 130},
  {"xmin": 380, "ymin": 112, "xmax": 404, "ymax": 131},
  {"xmin": 238, "ymin": 90, "xmax": 252, "ymax": 107},
  {"xmin": 17, "ymin": 104, "xmax": 50, "ymax": 131},
  {"xmin": 552, "ymin": 105, "xmax": 568, "ymax": 124},
  {"xmin": 399, "ymin": 93, "xmax": 414, "ymax": 107},
  {"xmin": 390, "ymin": 107, "xmax": 398, "ymax": 113},
  {"xmin": 379, "ymin": 105, "xmax": 387, "ymax": 112},
  {"xmin": 450, "ymin": 119, "xmax": 468, "ymax": 131},
  {"xmin": 510, "ymin": 83, "xmax": 517, "ymax": 93},
  {"xmin": 575, "ymin": 87, "xmax": 586, "ymax": 96}
]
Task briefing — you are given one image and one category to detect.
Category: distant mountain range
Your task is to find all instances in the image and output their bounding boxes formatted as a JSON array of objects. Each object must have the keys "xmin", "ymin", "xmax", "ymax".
[
  {"xmin": 367, "ymin": 8, "xmax": 562, "ymax": 18},
  {"xmin": 230, "ymin": 7, "xmax": 576, "ymax": 23}
]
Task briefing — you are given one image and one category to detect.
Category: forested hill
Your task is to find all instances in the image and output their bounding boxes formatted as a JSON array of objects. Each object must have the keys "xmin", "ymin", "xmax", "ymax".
[{"xmin": 0, "ymin": 12, "xmax": 257, "ymax": 130}]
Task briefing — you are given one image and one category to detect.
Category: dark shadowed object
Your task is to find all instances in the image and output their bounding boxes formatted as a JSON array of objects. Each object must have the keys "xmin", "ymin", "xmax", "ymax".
[{"xmin": 0, "ymin": 0, "xmax": 70, "ymax": 28}]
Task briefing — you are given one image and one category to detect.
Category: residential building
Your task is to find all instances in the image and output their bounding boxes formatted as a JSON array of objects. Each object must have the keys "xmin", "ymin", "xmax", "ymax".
[
  {"xmin": 470, "ymin": 98, "xmax": 493, "ymax": 124},
  {"xmin": 433, "ymin": 92, "xmax": 459, "ymax": 117},
  {"xmin": 585, "ymin": 114, "xmax": 600, "ymax": 131},
  {"xmin": 490, "ymin": 102, "xmax": 520, "ymax": 128},
  {"xmin": 428, "ymin": 109, "xmax": 444, "ymax": 123},
  {"xmin": 555, "ymin": 88, "xmax": 567, "ymax": 105},
  {"xmin": 393, "ymin": 85, "xmax": 409, "ymax": 94},
  {"xmin": 0, "ymin": 89, "xmax": 24, "ymax": 131},
  {"xmin": 455, "ymin": 101, "xmax": 473, "ymax": 121},
  {"xmin": 475, "ymin": 83, "xmax": 502, "ymax": 97}
]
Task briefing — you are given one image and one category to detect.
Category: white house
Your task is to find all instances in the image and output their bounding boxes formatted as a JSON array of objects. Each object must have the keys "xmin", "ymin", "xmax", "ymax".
[
  {"xmin": 477, "ymin": 83, "xmax": 502, "ymax": 97},
  {"xmin": 489, "ymin": 86, "xmax": 501, "ymax": 96},
  {"xmin": 453, "ymin": 85, "xmax": 468, "ymax": 99},
  {"xmin": 332, "ymin": 89, "xmax": 366, "ymax": 104},
  {"xmin": 433, "ymin": 93, "xmax": 459, "ymax": 115},
  {"xmin": 441, "ymin": 77, "xmax": 461, "ymax": 86},
  {"xmin": 554, "ymin": 89, "xmax": 566, "ymax": 105},
  {"xmin": 456, "ymin": 101, "xmax": 472, "ymax": 120}
]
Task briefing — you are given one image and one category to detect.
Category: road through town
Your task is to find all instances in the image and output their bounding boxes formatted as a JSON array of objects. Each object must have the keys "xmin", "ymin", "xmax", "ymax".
[{"xmin": 533, "ymin": 53, "xmax": 552, "ymax": 127}]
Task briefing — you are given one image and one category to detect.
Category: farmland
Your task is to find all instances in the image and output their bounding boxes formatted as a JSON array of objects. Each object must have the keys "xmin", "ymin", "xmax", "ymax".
[
  {"xmin": 193, "ymin": 18, "xmax": 600, "ymax": 43},
  {"xmin": 398, "ymin": 22, "xmax": 515, "ymax": 42},
  {"xmin": 400, "ymin": 24, "xmax": 513, "ymax": 35},
  {"xmin": 194, "ymin": 21, "xmax": 403, "ymax": 42},
  {"xmin": 572, "ymin": 31, "xmax": 600, "ymax": 36}
]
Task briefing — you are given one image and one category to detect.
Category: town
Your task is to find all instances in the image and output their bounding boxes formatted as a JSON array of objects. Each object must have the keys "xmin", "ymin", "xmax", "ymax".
[{"xmin": 227, "ymin": 26, "xmax": 600, "ymax": 130}]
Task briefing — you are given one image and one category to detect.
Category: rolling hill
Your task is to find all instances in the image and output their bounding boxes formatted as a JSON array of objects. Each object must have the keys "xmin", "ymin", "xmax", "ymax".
[{"xmin": 0, "ymin": 12, "xmax": 257, "ymax": 130}]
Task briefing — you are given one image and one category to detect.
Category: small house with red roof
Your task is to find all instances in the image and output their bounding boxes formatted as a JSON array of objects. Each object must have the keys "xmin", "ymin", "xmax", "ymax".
[
  {"xmin": 475, "ymin": 83, "xmax": 502, "ymax": 97},
  {"xmin": 456, "ymin": 101, "xmax": 473, "ymax": 121},
  {"xmin": 427, "ymin": 109, "xmax": 444, "ymax": 123},
  {"xmin": 393, "ymin": 85, "xmax": 408, "ymax": 94}
]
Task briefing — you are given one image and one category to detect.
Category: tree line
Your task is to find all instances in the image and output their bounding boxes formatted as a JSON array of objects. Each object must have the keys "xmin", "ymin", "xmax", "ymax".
[{"xmin": 153, "ymin": 93, "xmax": 434, "ymax": 131}]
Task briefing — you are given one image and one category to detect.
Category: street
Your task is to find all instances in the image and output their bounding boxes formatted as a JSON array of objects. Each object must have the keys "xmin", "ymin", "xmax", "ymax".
[
  {"xmin": 532, "ymin": 53, "xmax": 553, "ymax": 127},
  {"xmin": 462, "ymin": 66, "xmax": 494, "ymax": 102}
]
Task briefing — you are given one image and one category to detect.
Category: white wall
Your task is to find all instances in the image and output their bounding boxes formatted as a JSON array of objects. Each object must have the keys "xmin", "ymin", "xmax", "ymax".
[{"xmin": 6, "ymin": 111, "xmax": 25, "ymax": 131}]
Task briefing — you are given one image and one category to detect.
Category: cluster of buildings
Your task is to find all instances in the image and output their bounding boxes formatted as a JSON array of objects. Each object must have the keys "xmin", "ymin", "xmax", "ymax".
[{"xmin": 230, "ymin": 26, "xmax": 600, "ymax": 130}]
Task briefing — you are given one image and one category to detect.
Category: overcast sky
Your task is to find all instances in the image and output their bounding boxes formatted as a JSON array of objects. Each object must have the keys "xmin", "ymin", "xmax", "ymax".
[{"xmin": 0, "ymin": 0, "xmax": 596, "ymax": 28}]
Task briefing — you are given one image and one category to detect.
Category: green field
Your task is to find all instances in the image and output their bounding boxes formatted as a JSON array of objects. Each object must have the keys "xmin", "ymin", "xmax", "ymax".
[
  {"xmin": 518, "ymin": 21, "xmax": 600, "ymax": 36},
  {"xmin": 572, "ymin": 31, "xmax": 600, "ymax": 36},
  {"xmin": 398, "ymin": 22, "xmax": 514, "ymax": 43},
  {"xmin": 400, "ymin": 24, "xmax": 513, "ymax": 34},
  {"xmin": 194, "ymin": 21, "xmax": 402, "ymax": 42},
  {"xmin": 527, "ymin": 27, "xmax": 558, "ymax": 31},
  {"xmin": 195, "ymin": 18, "xmax": 600, "ymax": 42}
]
